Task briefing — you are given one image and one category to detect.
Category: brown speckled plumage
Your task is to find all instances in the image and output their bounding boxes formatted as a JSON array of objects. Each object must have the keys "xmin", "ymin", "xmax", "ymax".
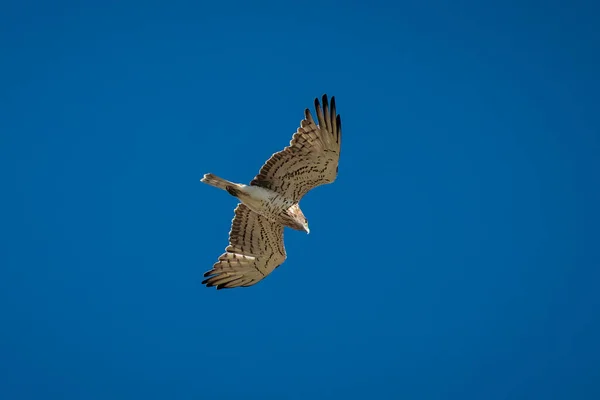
[
  {"xmin": 250, "ymin": 95, "xmax": 341, "ymax": 201},
  {"xmin": 201, "ymin": 95, "xmax": 342, "ymax": 289}
]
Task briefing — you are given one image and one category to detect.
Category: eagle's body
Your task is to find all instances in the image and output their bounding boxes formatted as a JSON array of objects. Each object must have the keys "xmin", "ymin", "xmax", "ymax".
[
  {"xmin": 200, "ymin": 176, "xmax": 299, "ymax": 229},
  {"xmin": 200, "ymin": 94, "xmax": 342, "ymax": 289}
]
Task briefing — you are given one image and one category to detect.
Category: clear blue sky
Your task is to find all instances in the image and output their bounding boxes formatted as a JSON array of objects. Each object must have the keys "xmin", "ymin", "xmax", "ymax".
[{"xmin": 1, "ymin": 1, "xmax": 599, "ymax": 399}]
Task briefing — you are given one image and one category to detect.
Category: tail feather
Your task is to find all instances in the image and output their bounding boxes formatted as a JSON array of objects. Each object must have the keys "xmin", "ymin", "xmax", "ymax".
[{"xmin": 200, "ymin": 173, "xmax": 236, "ymax": 191}]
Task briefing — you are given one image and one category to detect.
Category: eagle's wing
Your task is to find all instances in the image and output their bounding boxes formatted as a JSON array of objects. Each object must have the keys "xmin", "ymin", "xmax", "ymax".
[
  {"xmin": 250, "ymin": 94, "xmax": 342, "ymax": 202},
  {"xmin": 202, "ymin": 203, "xmax": 286, "ymax": 289}
]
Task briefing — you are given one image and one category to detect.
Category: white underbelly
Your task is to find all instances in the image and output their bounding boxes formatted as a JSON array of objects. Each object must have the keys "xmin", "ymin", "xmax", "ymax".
[{"xmin": 239, "ymin": 185, "xmax": 292, "ymax": 221}]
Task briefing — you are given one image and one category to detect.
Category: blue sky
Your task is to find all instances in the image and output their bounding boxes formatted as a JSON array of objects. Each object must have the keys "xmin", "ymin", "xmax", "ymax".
[{"xmin": 1, "ymin": 0, "xmax": 599, "ymax": 399}]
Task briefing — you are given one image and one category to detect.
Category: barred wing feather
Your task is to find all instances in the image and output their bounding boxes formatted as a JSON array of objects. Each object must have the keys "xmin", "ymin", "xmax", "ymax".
[
  {"xmin": 202, "ymin": 204, "xmax": 286, "ymax": 289},
  {"xmin": 250, "ymin": 94, "xmax": 342, "ymax": 202}
]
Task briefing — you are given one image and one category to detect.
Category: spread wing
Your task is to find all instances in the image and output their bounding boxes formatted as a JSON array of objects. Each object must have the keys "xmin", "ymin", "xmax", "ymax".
[
  {"xmin": 202, "ymin": 204, "xmax": 286, "ymax": 289},
  {"xmin": 250, "ymin": 94, "xmax": 342, "ymax": 202}
]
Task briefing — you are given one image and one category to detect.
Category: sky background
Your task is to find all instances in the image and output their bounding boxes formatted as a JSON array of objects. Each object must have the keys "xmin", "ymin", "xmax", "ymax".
[{"xmin": 1, "ymin": 0, "xmax": 599, "ymax": 399}]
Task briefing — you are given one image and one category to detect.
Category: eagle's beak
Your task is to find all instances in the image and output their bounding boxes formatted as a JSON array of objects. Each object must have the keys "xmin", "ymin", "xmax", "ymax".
[{"xmin": 305, "ymin": 226, "xmax": 310, "ymax": 234}]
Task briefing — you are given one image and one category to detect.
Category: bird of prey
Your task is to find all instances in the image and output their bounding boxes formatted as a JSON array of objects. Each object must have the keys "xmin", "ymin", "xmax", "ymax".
[{"xmin": 200, "ymin": 94, "xmax": 342, "ymax": 289}]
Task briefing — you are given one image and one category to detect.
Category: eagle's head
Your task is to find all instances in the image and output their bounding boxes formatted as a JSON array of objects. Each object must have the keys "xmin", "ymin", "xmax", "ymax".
[{"xmin": 285, "ymin": 204, "xmax": 310, "ymax": 234}]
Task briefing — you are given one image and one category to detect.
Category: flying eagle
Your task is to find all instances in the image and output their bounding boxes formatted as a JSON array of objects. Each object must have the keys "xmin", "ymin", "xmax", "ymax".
[{"xmin": 200, "ymin": 94, "xmax": 342, "ymax": 289}]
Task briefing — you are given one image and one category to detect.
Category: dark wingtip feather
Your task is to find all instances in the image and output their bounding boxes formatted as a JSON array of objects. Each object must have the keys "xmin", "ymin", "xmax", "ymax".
[{"xmin": 201, "ymin": 277, "xmax": 212, "ymax": 286}]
